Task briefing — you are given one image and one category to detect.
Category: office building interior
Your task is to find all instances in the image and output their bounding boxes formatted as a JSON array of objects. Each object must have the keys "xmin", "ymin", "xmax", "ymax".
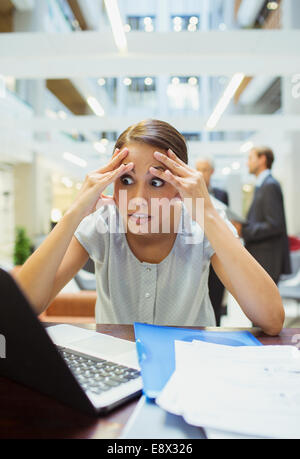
[{"xmin": 1, "ymin": 0, "xmax": 300, "ymax": 328}]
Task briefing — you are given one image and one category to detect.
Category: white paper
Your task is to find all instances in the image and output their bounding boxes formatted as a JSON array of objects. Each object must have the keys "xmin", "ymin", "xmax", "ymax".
[{"xmin": 156, "ymin": 340, "xmax": 300, "ymax": 439}]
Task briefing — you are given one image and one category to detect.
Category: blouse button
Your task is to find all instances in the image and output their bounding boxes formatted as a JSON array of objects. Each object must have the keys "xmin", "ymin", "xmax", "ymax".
[{"xmin": 145, "ymin": 292, "xmax": 151, "ymax": 299}]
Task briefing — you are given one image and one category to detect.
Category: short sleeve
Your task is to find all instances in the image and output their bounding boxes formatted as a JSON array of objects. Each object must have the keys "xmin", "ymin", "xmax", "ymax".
[
  {"xmin": 74, "ymin": 206, "xmax": 110, "ymax": 263},
  {"xmin": 203, "ymin": 235, "xmax": 215, "ymax": 261},
  {"xmin": 203, "ymin": 207, "xmax": 239, "ymax": 261}
]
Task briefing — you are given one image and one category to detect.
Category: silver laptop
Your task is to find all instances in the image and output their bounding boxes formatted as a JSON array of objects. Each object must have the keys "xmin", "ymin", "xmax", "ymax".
[{"xmin": 0, "ymin": 268, "xmax": 142, "ymax": 415}]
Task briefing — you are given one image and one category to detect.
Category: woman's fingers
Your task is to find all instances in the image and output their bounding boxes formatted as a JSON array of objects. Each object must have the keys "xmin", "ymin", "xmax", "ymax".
[
  {"xmin": 112, "ymin": 148, "xmax": 120, "ymax": 159},
  {"xmin": 167, "ymin": 149, "xmax": 194, "ymax": 172},
  {"xmin": 101, "ymin": 161, "xmax": 133, "ymax": 185},
  {"xmin": 149, "ymin": 166, "xmax": 183, "ymax": 191},
  {"xmin": 153, "ymin": 151, "xmax": 190, "ymax": 177},
  {"xmin": 98, "ymin": 148, "xmax": 129, "ymax": 174}
]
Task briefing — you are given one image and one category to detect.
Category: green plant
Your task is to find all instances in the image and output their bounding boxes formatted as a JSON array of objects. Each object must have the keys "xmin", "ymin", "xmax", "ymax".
[{"xmin": 13, "ymin": 226, "xmax": 32, "ymax": 266}]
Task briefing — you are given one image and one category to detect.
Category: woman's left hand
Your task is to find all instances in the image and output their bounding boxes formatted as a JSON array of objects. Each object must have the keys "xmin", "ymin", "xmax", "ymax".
[{"xmin": 150, "ymin": 149, "xmax": 214, "ymax": 222}]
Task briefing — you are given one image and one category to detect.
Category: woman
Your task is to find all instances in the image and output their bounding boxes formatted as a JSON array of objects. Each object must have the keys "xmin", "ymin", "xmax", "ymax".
[{"xmin": 16, "ymin": 119, "xmax": 284, "ymax": 335}]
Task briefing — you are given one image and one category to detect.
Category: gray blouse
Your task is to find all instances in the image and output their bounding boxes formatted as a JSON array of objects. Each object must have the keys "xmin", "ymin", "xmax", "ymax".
[{"xmin": 74, "ymin": 203, "xmax": 233, "ymax": 326}]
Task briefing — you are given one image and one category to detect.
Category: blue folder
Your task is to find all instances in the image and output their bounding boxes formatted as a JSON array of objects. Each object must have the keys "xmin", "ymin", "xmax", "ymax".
[{"xmin": 134, "ymin": 323, "xmax": 262, "ymax": 399}]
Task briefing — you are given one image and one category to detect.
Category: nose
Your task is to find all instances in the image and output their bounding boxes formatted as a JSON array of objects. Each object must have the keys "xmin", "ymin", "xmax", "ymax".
[
  {"xmin": 128, "ymin": 183, "xmax": 150, "ymax": 213},
  {"xmin": 133, "ymin": 181, "xmax": 151, "ymax": 200}
]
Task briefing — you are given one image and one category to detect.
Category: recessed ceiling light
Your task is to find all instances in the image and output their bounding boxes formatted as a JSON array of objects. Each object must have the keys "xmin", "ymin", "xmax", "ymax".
[
  {"xmin": 144, "ymin": 77, "xmax": 153, "ymax": 86},
  {"xmin": 188, "ymin": 77, "xmax": 198, "ymax": 85},
  {"xmin": 63, "ymin": 152, "xmax": 87, "ymax": 168},
  {"xmin": 206, "ymin": 73, "xmax": 245, "ymax": 130},
  {"xmin": 267, "ymin": 1, "xmax": 278, "ymax": 10},
  {"xmin": 104, "ymin": 0, "xmax": 127, "ymax": 53},
  {"xmin": 87, "ymin": 96, "xmax": 105, "ymax": 117}
]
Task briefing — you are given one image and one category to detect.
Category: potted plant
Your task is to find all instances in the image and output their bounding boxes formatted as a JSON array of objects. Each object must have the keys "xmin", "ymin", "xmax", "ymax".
[{"xmin": 13, "ymin": 226, "xmax": 32, "ymax": 266}]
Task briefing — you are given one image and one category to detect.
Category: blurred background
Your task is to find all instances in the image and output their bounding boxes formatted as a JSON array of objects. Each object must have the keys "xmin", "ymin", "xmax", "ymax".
[{"xmin": 0, "ymin": 0, "xmax": 300, "ymax": 326}]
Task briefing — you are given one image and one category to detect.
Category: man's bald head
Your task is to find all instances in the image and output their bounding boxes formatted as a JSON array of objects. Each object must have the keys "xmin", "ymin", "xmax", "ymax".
[{"xmin": 196, "ymin": 157, "xmax": 215, "ymax": 187}]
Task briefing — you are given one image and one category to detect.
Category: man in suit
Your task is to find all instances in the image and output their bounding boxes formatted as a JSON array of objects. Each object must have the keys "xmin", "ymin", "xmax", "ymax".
[
  {"xmin": 238, "ymin": 146, "xmax": 291, "ymax": 284},
  {"xmin": 196, "ymin": 157, "xmax": 229, "ymax": 326}
]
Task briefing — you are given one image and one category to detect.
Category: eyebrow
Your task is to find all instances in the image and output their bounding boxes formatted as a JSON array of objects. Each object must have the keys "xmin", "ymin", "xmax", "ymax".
[{"xmin": 122, "ymin": 164, "xmax": 166, "ymax": 174}]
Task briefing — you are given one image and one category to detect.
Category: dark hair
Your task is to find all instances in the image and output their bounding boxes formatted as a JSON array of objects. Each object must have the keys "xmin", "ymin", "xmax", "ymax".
[
  {"xmin": 114, "ymin": 119, "xmax": 188, "ymax": 164},
  {"xmin": 255, "ymin": 146, "xmax": 275, "ymax": 170}
]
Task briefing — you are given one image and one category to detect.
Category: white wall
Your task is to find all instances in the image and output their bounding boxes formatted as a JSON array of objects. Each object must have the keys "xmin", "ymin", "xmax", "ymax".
[
  {"xmin": 14, "ymin": 154, "xmax": 53, "ymax": 243},
  {"xmin": 0, "ymin": 165, "xmax": 15, "ymax": 261}
]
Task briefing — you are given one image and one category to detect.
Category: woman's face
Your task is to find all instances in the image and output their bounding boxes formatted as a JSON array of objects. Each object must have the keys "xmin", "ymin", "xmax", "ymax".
[{"xmin": 113, "ymin": 142, "xmax": 180, "ymax": 235}]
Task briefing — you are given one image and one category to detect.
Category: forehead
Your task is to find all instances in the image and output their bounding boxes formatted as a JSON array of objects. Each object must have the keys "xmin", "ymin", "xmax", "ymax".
[
  {"xmin": 249, "ymin": 149, "xmax": 258, "ymax": 159},
  {"xmin": 123, "ymin": 142, "xmax": 166, "ymax": 168},
  {"xmin": 197, "ymin": 160, "xmax": 212, "ymax": 170}
]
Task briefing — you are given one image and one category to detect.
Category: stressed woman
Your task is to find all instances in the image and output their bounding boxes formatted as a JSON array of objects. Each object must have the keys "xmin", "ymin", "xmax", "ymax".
[{"xmin": 16, "ymin": 120, "xmax": 284, "ymax": 335}]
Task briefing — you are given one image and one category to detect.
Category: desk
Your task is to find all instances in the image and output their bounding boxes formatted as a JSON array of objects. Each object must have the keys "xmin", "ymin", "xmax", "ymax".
[{"xmin": 0, "ymin": 324, "xmax": 299, "ymax": 439}]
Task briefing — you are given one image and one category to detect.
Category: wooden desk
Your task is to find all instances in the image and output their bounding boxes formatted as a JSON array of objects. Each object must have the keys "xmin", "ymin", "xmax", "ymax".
[{"xmin": 0, "ymin": 324, "xmax": 299, "ymax": 439}]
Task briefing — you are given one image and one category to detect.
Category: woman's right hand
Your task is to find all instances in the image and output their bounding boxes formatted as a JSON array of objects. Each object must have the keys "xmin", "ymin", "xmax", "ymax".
[{"xmin": 68, "ymin": 148, "xmax": 133, "ymax": 219}]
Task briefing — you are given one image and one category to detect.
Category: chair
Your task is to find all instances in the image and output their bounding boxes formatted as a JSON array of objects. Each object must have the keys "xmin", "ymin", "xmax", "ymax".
[
  {"xmin": 278, "ymin": 269, "xmax": 300, "ymax": 326},
  {"xmin": 10, "ymin": 266, "xmax": 96, "ymax": 324},
  {"xmin": 74, "ymin": 269, "xmax": 96, "ymax": 291}
]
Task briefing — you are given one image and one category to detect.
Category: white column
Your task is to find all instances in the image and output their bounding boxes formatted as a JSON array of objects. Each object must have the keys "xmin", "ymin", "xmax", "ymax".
[
  {"xmin": 157, "ymin": 76, "xmax": 169, "ymax": 118},
  {"xmin": 201, "ymin": 0, "xmax": 210, "ymax": 30},
  {"xmin": 157, "ymin": 0, "xmax": 169, "ymax": 32},
  {"xmin": 223, "ymin": 0, "xmax": 236, "ymax": 29},
  {"xmin": 14, "ymin": 0, "xmax": 48, "ymax": 32},
  {"xmin": 116, "ymin": 77, "xmax": 126, "ymax": 116},
  {"xmin": 13, "ymin": 2, "xmax": 52, "ymax": 242},
  {"xmin": 201, "ymin": 0, "xmax": 210, "ymax": 142},
  {"xmin": 280, "ymin": 0, "xmax": 300, "ymax": 235}
]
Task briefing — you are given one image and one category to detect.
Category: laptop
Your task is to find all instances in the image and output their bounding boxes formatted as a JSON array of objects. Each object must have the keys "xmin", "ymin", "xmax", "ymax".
[{"xmin": 0, "ymin": 268, "xmax": 142, "ymax": 415}]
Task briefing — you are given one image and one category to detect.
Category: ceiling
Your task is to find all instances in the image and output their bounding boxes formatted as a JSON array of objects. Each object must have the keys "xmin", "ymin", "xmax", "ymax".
[
  {"xmin": 3, "ymin": 114, "xmax": 300, "ymax": 134},
  {"xmin": 1, "ymin": 30, "xmax": 299, "ymax": 78},
  {"xmin": 66, "ymin": 0, "xmax": 88, "ymax": 30},
  {"xmin": 0, "ymin": 0, "xmax": 14, "ymax": 14},
  {"xmin": 46, "ymin": 79, "xmax": 89, "ymax": 115},
  {"xmin": 0, "ymin": 0, "xmax": 14, "ymax": 32}
]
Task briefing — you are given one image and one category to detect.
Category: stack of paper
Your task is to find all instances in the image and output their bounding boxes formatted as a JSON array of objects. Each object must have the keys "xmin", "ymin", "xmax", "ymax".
[{"xmin": 156, "ymin": 340, "xmax": 300, "ymax": 439}]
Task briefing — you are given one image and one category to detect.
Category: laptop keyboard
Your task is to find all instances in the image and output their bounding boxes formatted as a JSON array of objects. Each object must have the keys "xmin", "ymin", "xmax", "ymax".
[{"xmin": 58, "ymin": 347, "xmax": 141, "ymax": 395}]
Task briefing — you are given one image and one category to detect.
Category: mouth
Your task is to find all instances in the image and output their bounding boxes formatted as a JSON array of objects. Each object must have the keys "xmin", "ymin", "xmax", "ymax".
[{"xmin": 128, "ymin": 213, "xmax": 152, "ymax": 224}]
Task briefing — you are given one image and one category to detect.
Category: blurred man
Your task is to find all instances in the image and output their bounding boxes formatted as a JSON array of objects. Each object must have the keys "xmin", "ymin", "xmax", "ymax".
[
  {"xmin": 238, "ymin": 147, "xmax": 291, "ymax": 284},
  {"xmin": 196, "ymin": 157, "xmax": 229, "ymax": 326},
  {"xmin": 196, "ymin": 157, "xmax": 229, "ymax": 206}
]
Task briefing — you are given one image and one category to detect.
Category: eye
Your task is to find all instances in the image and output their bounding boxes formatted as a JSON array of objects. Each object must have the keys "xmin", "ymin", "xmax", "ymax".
[
  {"xmin": 151, "ymin": 178, "xmax": 165, "ymax": 188},
  {"xmin": 120, "ymin": 175, "xmax": 134, "ymax": 185}
]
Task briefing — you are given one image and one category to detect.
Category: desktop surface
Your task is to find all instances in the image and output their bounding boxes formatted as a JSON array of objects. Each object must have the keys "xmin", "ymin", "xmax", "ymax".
[{"xmin": 0, "ymin": 324, "xmax": 299, "ymax": 439}]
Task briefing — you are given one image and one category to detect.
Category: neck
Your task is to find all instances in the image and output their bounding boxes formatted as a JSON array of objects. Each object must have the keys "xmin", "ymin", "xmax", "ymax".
[{"xmin": 256, "ymin": 167, "xmax": 268, "ymax": 177}]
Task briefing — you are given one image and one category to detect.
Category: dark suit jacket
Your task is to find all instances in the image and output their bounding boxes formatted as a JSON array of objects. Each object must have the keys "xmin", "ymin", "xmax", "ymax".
[
  {"xmin": 209, "ymin": 187, "xmax": 229, "ymax": 325},
  {"xmin": 242, "ymin": 173, "xmax": 291, "ymax": 283},
  {"xmin": 211, "ymin": 187, "xmax": 229, "ymax": 207}
]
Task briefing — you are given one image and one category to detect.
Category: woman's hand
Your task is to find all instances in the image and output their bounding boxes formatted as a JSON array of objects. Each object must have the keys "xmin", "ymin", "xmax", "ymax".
[
  {"xmin": 68, "ymin": 148, "xmax": 134, "ymax": 219},
  {"xmin": 150, "ymin": 149, "xmax": 214, "ymax": 222}
]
